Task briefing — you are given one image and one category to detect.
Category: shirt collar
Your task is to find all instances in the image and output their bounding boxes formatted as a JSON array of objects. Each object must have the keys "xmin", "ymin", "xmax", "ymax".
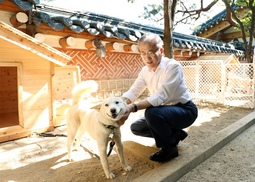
[{"xmin": 149, "ymin": 57, "xmax": 167, "ymax": 72}]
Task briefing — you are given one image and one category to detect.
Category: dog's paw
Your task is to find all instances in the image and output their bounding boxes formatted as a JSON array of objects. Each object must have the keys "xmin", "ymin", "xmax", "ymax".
[
  {"xmin": 67, "ymin": 154, "xmax": 73, "ymax": 162},
  {"xmin": 106, "ymin": 172, "xmax": 115, "ymax": 179},
  {"xmin": 124, "ymin": 165, "xmax": 132, "ymax": 172},
  {"xmin": 68, "ymin": 155, "xmax": 73, "ymax": 162}
]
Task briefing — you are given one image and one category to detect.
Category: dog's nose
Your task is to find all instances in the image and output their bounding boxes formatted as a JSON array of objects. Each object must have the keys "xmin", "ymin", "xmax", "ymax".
[{"xmin": 110, "ymin": 108, "xmax": 116, "ymax": 114}]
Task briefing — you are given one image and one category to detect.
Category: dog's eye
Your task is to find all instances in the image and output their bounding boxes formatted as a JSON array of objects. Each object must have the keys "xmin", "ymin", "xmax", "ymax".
[
  {"xmin": 115, "ymin": 101, "xmax": 119, "ymax": 104},
  {"xmin": 105, "ymin": 104, "xmax": 109, "ymax": 107}
]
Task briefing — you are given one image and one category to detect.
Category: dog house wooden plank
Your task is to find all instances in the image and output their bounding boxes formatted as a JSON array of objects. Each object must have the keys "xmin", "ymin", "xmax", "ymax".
[
  {"xmin": 0, "ymin": 126, "xmax": 25, "ymax": 142},
  {"xmin": 0, "ymin": 125, "xmax": 54, "ymax": 143},
  {"xmin": 0, "ymin": 21, "xmax": 72, "ymax": 142},
  {"xmin": 54, "ymin": 66, "xmax": 80, "ymax": 100}
]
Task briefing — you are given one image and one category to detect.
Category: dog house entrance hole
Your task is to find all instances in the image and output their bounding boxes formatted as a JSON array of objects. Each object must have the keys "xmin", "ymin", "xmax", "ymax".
[{"xmin": 0, "ymin": 66, "xmax": 19, "ymax": 128}]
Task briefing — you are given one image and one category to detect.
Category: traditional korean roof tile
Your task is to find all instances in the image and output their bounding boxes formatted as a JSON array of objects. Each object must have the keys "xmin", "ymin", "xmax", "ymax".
[
  {"xmin": 192, "ymin": 4, "xmax": 239, "ymax": 36},
  {"xmin": 5, "ymin": 0, "xmax": 245, "ymax": 57}
]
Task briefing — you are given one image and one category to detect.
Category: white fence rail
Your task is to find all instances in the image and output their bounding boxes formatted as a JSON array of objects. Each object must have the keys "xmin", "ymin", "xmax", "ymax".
[{"xmin": 180, "ymin": 60, "xmax": 254, "ymax": 108}]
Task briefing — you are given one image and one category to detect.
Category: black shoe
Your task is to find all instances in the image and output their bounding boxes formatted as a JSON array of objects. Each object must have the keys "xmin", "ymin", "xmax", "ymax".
[
  {"xmin": 175, "ymin": 129, "xmax": 188, "ymax": 145},
  {"xmin": 149, "ymin": 146, "xmax": 178, "ymax": 162}
]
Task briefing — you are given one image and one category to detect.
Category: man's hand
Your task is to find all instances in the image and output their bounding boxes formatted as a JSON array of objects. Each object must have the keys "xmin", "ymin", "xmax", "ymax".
[{"xmin": 117, "ymin": 105, "xmax": 133, "ymax": 125}]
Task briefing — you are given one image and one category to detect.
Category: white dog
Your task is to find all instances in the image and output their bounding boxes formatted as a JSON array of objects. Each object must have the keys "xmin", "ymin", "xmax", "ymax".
[{"xmin": 66, "ymin": 80, "xmax": 132, "ymax": 179}]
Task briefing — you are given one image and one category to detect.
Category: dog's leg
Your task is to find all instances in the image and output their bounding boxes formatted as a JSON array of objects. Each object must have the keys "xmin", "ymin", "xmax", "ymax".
[
  {"xmin": 74, "ymin": 129, "xmax": 85, "ymax": 151},
  {"xmin": 67, "ymin": 120, "xmax": 80, "ymax": 162},
  {"xmin": 114, "ymin": 130, "xmax": 132, "ymax": 172},
  {"xmin": 97, "ymin": 138, "xmax": 115, "ymax": 179}
]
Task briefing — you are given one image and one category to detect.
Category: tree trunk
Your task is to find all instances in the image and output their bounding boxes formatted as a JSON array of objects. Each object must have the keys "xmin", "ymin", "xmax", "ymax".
[
  {"xmin": 163, "ymin": 0, "xmax": 177, "ymax": 58},
  {"xmin": 163, "ymin": 0, "xmax": 171, "ymax": 58}
]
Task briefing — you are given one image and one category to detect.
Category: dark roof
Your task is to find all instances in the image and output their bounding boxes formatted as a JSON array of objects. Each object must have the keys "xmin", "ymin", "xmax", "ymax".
[
  {"xmin": 192, "ymin": 4, "xmax": 239, "ymax": 36},
  {"xmin": 4, "ymin": 0, "xmax": 245, "ymax": 57}
]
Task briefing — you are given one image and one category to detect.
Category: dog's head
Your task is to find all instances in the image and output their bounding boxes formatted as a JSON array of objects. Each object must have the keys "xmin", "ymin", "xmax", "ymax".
[{"xmin": 99, "ymin": 97, "xmax": 127, "ymax": 127}]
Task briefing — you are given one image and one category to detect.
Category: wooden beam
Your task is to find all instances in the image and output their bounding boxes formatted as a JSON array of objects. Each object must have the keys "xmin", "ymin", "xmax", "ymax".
[
  {"xmin": 174, "ymin": 50, "xmax": 182, "ymax": 56},
  {"xmin": 123, "ymin": 44, "xmax": 137, "ymax": 52},
  {"xmin": 85, "ymin": 40, "xmax": 95, "ymax": 49},
  {"xmin": 34, "ymin": 33, "xmax": 45, "ymax": 42},
  {"xmin": 181, "ymin": 51, "xmax": 193, "ymax": 57},
  {"xmin": 174, "ymin": 50, "xmax": 200, "ymax": 58},
  {"xmin": 199, "ymin": 20, "xmax": 231, "ymax": 38},
  {"xmin": 223, "ymin": 31, "xmax": 244, "ymax": 39},
  {"xmin": 235, "ymin": 8, "xmax": 249, "ymax": 19},
  {"xmin": 50, "ymin": 62, "xmax": 55, "ymax": 127},
  {"xmin": 10, "ymin": 12, "xmax": 28, "ymax": 27},
  {"xmin": 0, "ymin": 2, "xmax": 23, "ymax": 12},
  {"xmin": 0, "ymin": 125, "xmax": 54, "ymax": 143},
  {"xmin": 105, "ymin": 42, "xmax": 120, "ymax": 51},
  {"xmin": 59, "ymin": 36, "xmax": 75, "ymax": 48}
]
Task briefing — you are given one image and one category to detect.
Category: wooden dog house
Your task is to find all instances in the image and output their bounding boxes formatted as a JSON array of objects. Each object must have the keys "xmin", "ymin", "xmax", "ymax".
[{"xmin": 0, "ymin": 21, "xmax": 73, "ymax": 142}]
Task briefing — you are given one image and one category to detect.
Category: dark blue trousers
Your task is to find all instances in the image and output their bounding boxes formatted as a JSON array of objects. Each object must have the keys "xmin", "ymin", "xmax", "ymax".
[{"xmin": 130, "ymin": 101, "xmax": 198, "ymax": 148}]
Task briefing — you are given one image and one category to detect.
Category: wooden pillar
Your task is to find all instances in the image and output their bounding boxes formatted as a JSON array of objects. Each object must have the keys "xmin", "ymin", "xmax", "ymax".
[{"xmin": 10, "ymin": 12, "xmax": 28, "ymax": 27}]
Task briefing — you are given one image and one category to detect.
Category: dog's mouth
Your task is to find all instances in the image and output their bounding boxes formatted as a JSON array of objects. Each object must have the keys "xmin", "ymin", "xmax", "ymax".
[{"xmin": 107, "ymin": 109, "xmax": 122, "ymax": 119}]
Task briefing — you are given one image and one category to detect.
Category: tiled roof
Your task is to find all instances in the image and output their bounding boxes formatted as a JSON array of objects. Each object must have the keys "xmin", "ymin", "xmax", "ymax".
[
  {"xmin": 6, "ymin": 0, "xmax": 245, "ymax": 57},
  {"xmin": 192, "ymin": 4, "xmax": 239, "ymax": 36}
]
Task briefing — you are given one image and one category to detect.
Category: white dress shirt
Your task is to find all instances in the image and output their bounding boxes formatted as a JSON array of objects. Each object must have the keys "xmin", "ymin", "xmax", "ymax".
[{"xmin": 122, "ymin": 57, "xmax": 192, "ymax": 106}]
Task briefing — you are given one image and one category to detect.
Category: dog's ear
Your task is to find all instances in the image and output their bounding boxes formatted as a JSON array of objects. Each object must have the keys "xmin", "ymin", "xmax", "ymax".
[
  {"xmin": 121, "ymin": 97, "xmax": 128, "ymax": 102},
  {"xmin": 90, "ymin": 103, "xmax": 102, "ymax": 111}
]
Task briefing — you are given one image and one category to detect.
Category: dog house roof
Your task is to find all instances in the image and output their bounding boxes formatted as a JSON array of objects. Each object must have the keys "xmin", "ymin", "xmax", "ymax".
[
  {"xmin": 4, "ymin": 0, "xmax": 245, "ymax": 57},
  {"xmin": 0, "ymin": 20, "xmax": 71, "ymax": 66}
]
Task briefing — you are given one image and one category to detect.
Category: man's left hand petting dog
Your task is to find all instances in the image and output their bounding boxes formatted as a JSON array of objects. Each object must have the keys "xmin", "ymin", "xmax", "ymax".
[{"xmin": 66, "ymin": 80, "xmax": 132, "ymax": 179}]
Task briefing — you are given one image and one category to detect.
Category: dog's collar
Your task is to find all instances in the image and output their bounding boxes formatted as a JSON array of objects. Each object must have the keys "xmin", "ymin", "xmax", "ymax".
[{"xmin": 101, "ymin": 123, "xmax": 117, "ymax": 130}]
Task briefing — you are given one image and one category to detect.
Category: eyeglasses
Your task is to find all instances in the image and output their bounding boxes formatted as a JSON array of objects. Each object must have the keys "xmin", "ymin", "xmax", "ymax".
[{"xmin": 140, "ymin": 49, "xmax": 160, "ymax": 57}]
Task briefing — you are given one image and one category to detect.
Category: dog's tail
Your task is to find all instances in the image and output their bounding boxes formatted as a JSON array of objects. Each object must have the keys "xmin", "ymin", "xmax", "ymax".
[{"xmin": 71, "ymin": 80, "xmax": 98, "ymax": 105}]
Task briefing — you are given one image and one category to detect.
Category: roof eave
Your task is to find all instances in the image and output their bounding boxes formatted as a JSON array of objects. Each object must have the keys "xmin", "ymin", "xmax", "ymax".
[{"xmin": 0, "ymin": 21, "xmax": 71, "ymax": 66}]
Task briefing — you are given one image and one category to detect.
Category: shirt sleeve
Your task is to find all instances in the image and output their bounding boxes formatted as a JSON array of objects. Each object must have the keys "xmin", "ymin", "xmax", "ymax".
[
  {"xmin": 123, "ymin": 59, "xmax": 190, "ymax": 106},
  {"xmin": 122, "ymin": 70, "xmax": 147, "ymax": 103}
]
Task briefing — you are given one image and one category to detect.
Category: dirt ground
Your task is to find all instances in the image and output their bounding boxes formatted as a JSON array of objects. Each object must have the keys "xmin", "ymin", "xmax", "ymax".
[
  {"xmin": 177, "ymin": 122, "xmax": 255, "ymax": 182},
  {"xmin": 0, "ymin": 102, "xmax": 254, "ymax": 182}
]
